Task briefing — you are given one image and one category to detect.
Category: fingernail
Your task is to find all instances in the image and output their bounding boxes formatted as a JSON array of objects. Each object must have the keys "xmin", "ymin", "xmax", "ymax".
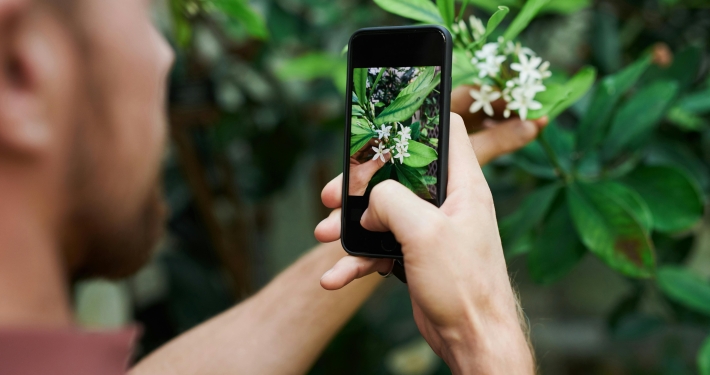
[{"xmin": 321, "ymin": 269, "xmax": 334, "ymax": 281}]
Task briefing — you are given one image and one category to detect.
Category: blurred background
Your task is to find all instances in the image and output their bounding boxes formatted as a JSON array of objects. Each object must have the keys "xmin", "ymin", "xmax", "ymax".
[{"xmin": 72, "ymin": 0, "xmax": 710, "ymax": 374}]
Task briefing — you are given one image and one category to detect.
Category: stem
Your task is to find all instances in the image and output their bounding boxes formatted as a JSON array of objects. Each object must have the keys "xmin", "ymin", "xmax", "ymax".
[
  {"xmin": 457, "ymin": 0, "xmax": 470, "ymax": 21},
  {"xmin": 537, "ymin": 130, "xmax": 570, "ymax": 183}
]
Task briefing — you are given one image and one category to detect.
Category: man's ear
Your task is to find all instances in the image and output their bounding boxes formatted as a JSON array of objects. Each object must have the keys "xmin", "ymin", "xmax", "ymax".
[{"xmin": 0, "ymin": 0, "xmax": 71, "ymax": 159}]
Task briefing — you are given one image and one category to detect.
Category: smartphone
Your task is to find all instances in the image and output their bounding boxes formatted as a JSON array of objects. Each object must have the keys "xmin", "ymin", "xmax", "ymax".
[{"xmin": 341, "ymin": 25, "xmax": 453, "ymax": 259}]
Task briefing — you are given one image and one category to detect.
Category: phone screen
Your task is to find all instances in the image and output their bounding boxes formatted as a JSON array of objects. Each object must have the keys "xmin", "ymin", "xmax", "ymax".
[
  {"xmin": 342, "ymin": 27, "xmax": 451, "ymax": 258},
  {"xmin": 349, "ymin": 66, "xmax": 442, "ymax": 202}
]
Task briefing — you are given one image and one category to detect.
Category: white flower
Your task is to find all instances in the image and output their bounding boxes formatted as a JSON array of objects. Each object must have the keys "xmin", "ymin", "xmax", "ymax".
[
  {"xmin": 469, "ymin": 16, "xmax": 485, "ymax": 40},
  {"xmin": 457, "ymin": 20, "xmax": 472, "ymax": 45},
  {"xmin": 538, "ymin": 60, "xmax": 552, "ymax": 79},
  {"xmin": 371, "ymin": 142, "xmax": 390, "ymax": 162},
  {"xmin": 469, "ymin": 85, "xmax": 501, "ymax": 116},
  {"xmin": 398, "ymin": 126, "xmax": 412, "ymax": 141},
  {"xmin": 510, "ymin": 53, "xmax": 543, "ymax": 83},
  {"xmin": 375, "ymin": 124, "xmax": 392, "ymax": 140},
  {"xmin": 393, "ymin": 144, "xmax": 410, "ymax": 164},
  {"xmin": 506, "ymin": 90, "xmax": 542, "ymax": 121},
  {"xmin": 475, "ymin": 42, "xmax": 499, "ymax": 60},
  {"xmin": 476, "ymin": 54, "xmax": 506, "ymax": 78},
  {"xmin": 508, "ymin": 77, "xmax": 546, "ymax": 98},
  {"xmin": 394, "ymin": 136, "xmax": 409, "ymax": 150}
]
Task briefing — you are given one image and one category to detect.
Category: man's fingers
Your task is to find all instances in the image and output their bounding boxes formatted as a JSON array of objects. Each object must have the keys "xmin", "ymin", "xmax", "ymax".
[
  {"xmin": 320, "ymin": 256, "xmax": 392, "ymax": 290},
  {"xmin": 470, "ymin": 117, "xmax": 548, "ymax": 166},
  {"xmin": 446, "ymin": 113, "xmax": 487, "ymax": 194},
  {"xmin": 322, "ymin": 174, "xmax": 342, "ymax": 209},
  {"xmin": 360, "ymin": 180, "xmax": 443, "ymax": 241},
  {"xmin": 314, "ymin": 209, "xmax": 341, "ymax": 243}
]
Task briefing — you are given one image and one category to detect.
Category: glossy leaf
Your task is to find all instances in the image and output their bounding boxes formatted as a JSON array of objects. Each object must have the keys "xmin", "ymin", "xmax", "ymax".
[
  {"xmin": 211, "ymin": 0, "xmax": 269, "ymax": 39},
  {"xmin": 601, "ymin": 181, "xmax": 653, "ymax": 232},
  {"xmin": 576, "ymin": 54, "xmax": 652, "ymax": 154},
  {"xmin": 547, "ymin": 66, "xmax": 596, "ymax": 120},
  {"xmin": 622, "ymin": 166, "xmax": 704, "ymax": 233},
  {"xmin": 527, "ymin": 199, "xmax": 586, "ymax": 284},
  {"xmin": 657, "ymin": 266, "xmax": 710, "ymax": 316},
  {"xmin": 699, "ymin": 335, "xmax": 710, "ymax": 375},
  {"xmin": 502, "ymin": 0, "xmax": 551, "ymax": 41},
  {"xmin": 471, "ymin": 6, "xmax": 509, "ymax": 47},
  {"xmin": 603, "ymin": 80, "xmax": 679, "ymax": 160},
  {"xmin": 373, "ymin": 0, "xmax": 444, "ymax": 24},
  {"xmin": 410, "ymin": 121, "xmax": 422, "ymax": 141},
  {"xmin": 353, "ymin": 68, "xmax": 368, "ymax": 108},
  {"xmin": 350, "ymin": 133, "xmax": 374, "ymax": 156},
  {"xmin": 395, "ymin": 163, "xmax": 431, "ymax": 198},
  {"xmin": 437, "ymin": 0, "xmax": 454, "ymax": 28},
  {"xmin": 399, "ymin": 67, "xmax": 438, "ymax": 97},
  {"xmin": 500, "ymin": 183, "xmax": 561, "ymax": 257},
  {"xmin": 676, "ymin": 88, "xmax": 710, "ymax": 114},
  {"xmin": 527, "ymin": 83, "xmax": 569, "ymax": 120},
  {"xmin": 566, "ymin": 182, "xmax": 655, "ymax": 278},
  {"xmin": 404, "ymin": 140, "xmax": 438, "ymax": 168},
  {"xmin": 375, "ymin": 81, "xmax": 438, "ymax": 125}
]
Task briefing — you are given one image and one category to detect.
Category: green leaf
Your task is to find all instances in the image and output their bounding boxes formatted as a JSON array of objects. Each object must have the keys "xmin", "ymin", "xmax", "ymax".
[
  {"xmin": 576, "ymin": 54, "xmax": 652, "ymax": 154},
  {"xmin": 366, "ymin": 163, "xmax": 394, "ymax": 194},
  {"xmin": 372, "ymin": 68, "xmax": 386, "ymax": 93},
  {"xmin": 395, "ymin": 163, "xmax": 432, "ymax": 199},
  {"xmin": 527, "ymin": 199, "xmax": 586, "ymax": 284},
  {"xmin": 375, "ymin": 81, "xmax": 439, "ymax": 124},
  {"xmin": 373, "ymin": 0, "xmax": 444, "ymax": 24},
  {"xmin": 590, "ymin": 9, "xmax": 621, "ymax": 74},
  {"xmin": 601, "ymin": 181, "xmax": 653, "ymax": 232},
  {"xmin": 500, "ymin": 183, "xmax": 561, "ymax": 258},
  {"xmin": 350, "ymin": 133, "xmax": 374, "ymax": 156},
  {"xmin": 352, "ymin": 104, "xmax": 365, "ymax": 116},
  {"xmin": 277, "ymin": 53, "xmax": 344, "ymax": 80},
  {"xmin": 566, "ymin": 182, "xmax": 655, "ymax": 278},
  {"xmin": 352, "ymin": 117, "xmax": 375, "ymax": 134},
  {"xmin": 471, "ymin": 6, "xmax": 509, "ymax": 47},
  {"xmin": 211, "ymin": 0, "xmax": 269, "ymax": 39},
  {"xmin": 541, "ymin": 0, "xmax": 590, "ymax": 14},
  {"xmin": 645, "ymin": 139, "xmax": 710, "ymax": 191},
  {"xmin": 512, "ymin": 141, "xmax": 557, "ymax": 178},
  {"xmin": 527, "ymin": 83, "xmax": 570, "ymax": 120},
  {"xmin": 546, "ymin": 66, "xmax": 596, "ymax": 120},
  {"xmin": 410, "ymin": 121, "xmax": 422, "ymax": 140},
  {"xmin": 647, "ymin": 46, "xmax": 702, "ymax": 91},
  {"xmin": 353, "ymin": 68, "xmax": 368, "ymax": 108},
  {"xmin": 657, "ymin": 266, "xmax": 710, "ymax": 316},
  {"xmin": 170, "ymin": 0, "xmax": 193, "ymax": 48},
  {"xmin": 622, "ymin": 166, "xmax": 704, "ymax": 233},
  {"xmin": 603, "ymin": 80, "xmax": 679, "ymax": 160},
  {"xmin": 676, "ymin": 88, "xmax": 710, "ymax": 114},
  {"xmin": 699, "ymin": 335, "xmax": 710, "ymax": 375},
  {"xmin": 422, "ymin": 175, "xmax": 437, "ymax": 185},
  {"xmin": 404, "ymin": 140, "xmax": 438, "ymax": 168},
  {"xmin": 437, "ymin": 0, "xmax": 454, "ymax": 28},
  {"xmin": 399, "ymin": 67, "xmax": 439, "ymax": 97},
  {"xmin": 452, "ymin": 49, "xmax": 477, "ymax": 87},
  {"xmin": 539, "ymin": 121, "xmax": 574, "ymax": 173},
  {"xmin": 502, "ymin": 0, "xmax": 551, "ymax": 41}
]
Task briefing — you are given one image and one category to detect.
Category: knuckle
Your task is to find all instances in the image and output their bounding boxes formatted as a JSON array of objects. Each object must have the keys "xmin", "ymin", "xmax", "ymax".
[
  {"xmin": 370, "ymin": 180, "xmax": 401, "ymax": 202},
  {"xmin": 450, "ymin": 112, "xmax": 464, "ymax": 127}
]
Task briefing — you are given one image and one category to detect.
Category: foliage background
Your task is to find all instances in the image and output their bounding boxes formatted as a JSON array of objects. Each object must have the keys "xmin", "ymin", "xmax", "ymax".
[{"xmin": 72, "ymin": 0, "xmax": 710, "ymax": 374}]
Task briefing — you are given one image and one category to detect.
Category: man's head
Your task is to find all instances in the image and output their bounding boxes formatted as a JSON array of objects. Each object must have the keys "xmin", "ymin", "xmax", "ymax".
[{"xmin": 0, "ymin": 0, "xmax": 173, "ymax": 279}]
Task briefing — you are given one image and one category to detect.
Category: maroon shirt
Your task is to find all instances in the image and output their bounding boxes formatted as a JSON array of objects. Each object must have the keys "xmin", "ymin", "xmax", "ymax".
[{"xmin": 0, "ymin": 327, "xmax": 138, "ymax": 375}]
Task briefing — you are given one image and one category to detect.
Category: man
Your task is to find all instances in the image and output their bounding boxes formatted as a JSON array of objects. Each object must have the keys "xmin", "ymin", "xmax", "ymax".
[{"xmin": 0, "ymin": 0, "xmax": 547, "ymax": 374}]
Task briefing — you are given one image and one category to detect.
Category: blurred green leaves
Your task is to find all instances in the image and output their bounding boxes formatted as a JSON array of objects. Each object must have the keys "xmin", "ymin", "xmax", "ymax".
[
  {"xmin": 276, "ymin": 53, "xmax": 347, "ymax": 95},
  {"xmin": 373, "ymin": 0, "xmax": 444, "ymax": 24},
  {"xmin": 657, "ymin": 267, "xmax": 710, "ymax": 316},
  {"xmin": 211, "ymin": 0, "xmax": 269, "ymax": 40},
  {"xmin": 502, "ymin": 0, "xmax": 550, "ymax": 40}
]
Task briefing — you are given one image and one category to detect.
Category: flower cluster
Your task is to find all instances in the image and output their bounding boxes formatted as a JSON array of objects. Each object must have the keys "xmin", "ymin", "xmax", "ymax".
[
  {"xmin": 371, "ymin": 123, "xmax": 412, "ymax": 164},
  {"xmin": 456, "ymin": 17, "xmax": 551, "ymax": 121}
]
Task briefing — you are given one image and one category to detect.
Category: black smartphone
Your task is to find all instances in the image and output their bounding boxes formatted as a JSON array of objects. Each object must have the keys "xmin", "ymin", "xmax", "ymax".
[{"xmin": 341, "ymin": 25, "xmax": 453, "ymax": 259}]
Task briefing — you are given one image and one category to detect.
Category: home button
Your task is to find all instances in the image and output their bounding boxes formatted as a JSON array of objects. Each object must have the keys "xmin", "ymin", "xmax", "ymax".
[{"xmin": 381, "ymin": 238, "xmax": 397, "ymax": 252}]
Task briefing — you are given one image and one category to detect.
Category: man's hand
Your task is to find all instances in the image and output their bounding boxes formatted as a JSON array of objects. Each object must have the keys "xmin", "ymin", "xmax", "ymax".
[{"xmin": 315, "ymin": 114, "xmax": 535, "ymax": 374}]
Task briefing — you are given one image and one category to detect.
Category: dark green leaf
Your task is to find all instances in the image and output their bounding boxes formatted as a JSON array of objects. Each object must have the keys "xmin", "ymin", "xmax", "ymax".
[
  {"xmin": 699, "ymin": 335, "xmax": 710, "ymax": 375},
  {"xmin": 366, "ymin": 163, "xmax": 394, "ymax": 194},
  {"xmin": 527, "ymin": 198, "xmax": 586, "ymax": 284},
  {"xmin": 566, "ymin": 182, "xmax": 655, "ymax": 278},
  {"xmin": 576, "ymin": 54, "xmax": 652, "ymax": 154},
  {"xmin": 539, "ymin": 122, "xmax": 574, "ymax": 173},
  {"xmin": 675, "ymin": 89, "xmax": 710, "ymax": 114},
  {"xmin": 601, "ymin": 181, "xmax": 653, "ymax": 232},
  {"xmin": 410, "ymin": 121, "xmax": 421, "ymax": 140},
  {"xmin": 622, "ymin": 166, "xmax": 704, "ymax": 233},
  {"xmin": 647, "ymin": 46, "xmax": 702, "ymax": 91},
  {"xmin": 437, "ymin": 0, "xmax": 454, "ymax": 28},
  {"xmin": 399, "ymin": 67, "xmax": 438, "ymax": 97},
  {"xmin": 395, "ymin": 163, "xmax": 432, "ymax": 199},
  {"xmin": 502, "ymin": 0, "xmax": 551, "ymax": 41},
  {"xmin": 372, "ymin": 68, "xmax": 386, "ymax": 93},
  {"xmin": 404, "ymin": 140, "xmax": 438, "ymax": 168},
  {"xmin": 512, "ymin": 141, "xmax": 557, "ymax": 178},
  {"xmin": 211, "ymin": 0, "xmax": 269, "ymax": 39},
  {"xmin": 353, "ymin": 68, "xmax": 368, "ymax": 108},
  {"xmin": 657, "ymin": 266, "xmax": 710, "ymax": 316},
  {"xmin": 422, "ymin": 175, "xmax": 437, "ymax": 185},
  {"xmin": 645, "ymin": 139, "xmax": 710, "ymax": 191},
  {"xmin": 603, "ymin": 80, "xmax": 679, "ymax": 160},
  {"xmin": 373, "ymin": 0, "xmax": 444, "ymax": 24},
  {"xmin": 500, "ymin": 183, "xmax": 561, "ymax": 257},
  {"xmin": 590, "ymin": 9, "xmax": 621, "ymax": 74}
]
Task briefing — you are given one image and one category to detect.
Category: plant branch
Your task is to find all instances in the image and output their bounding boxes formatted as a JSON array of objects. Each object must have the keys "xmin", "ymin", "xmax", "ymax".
[{"xmin": 537, "ymin": 130, "xmax": 569, "ymax": 182}]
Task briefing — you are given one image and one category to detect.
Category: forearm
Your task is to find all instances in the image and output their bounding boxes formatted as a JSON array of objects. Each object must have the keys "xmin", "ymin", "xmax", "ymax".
[{"xmin": 130, "ymin": 241, "xmax": 382, "ymax": 375}]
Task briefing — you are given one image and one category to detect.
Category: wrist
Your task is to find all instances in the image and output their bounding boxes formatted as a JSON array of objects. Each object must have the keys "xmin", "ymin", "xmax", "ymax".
[{"xmin": 439, "ymin": 294, "xmax": 534, "ymax": 375}]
